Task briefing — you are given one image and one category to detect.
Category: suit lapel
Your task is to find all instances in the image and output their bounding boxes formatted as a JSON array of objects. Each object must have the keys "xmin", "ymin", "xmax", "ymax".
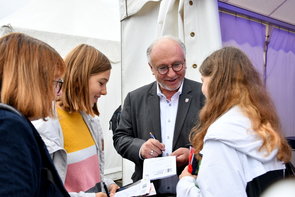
[
  {"xmin": 173, "ymin": 79, "xmax": 192, "ymax": 148},
  {"xmin": 147, "ymin": 82, "xmax": 162, "ymax": 141}
]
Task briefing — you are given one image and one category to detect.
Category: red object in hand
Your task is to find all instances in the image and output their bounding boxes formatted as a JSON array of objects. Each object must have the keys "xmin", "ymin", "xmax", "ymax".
[{"xmin": 188, "ymin": 147, "xmax": 195, "ymax": 174}]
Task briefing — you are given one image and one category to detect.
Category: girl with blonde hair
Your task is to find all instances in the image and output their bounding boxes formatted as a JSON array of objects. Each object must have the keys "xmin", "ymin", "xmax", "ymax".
[
  {"xmin": 33, "ymin": 44, "xmax": 119, "ymax": 197},
  {"xmin": 0, "ymin": 33, "xmax": 69, "ymax": 196},
  {"xmin": 177, "ymin": 47, "xmax": 291, "ymax": 197}
]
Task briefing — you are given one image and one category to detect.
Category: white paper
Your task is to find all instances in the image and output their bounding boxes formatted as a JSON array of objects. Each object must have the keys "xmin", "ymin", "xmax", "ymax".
[
  {"xmin": 114, "ymin": 179, "xmax": 151, "ymax": 197},
  {"xmin": 147, "ymin": 182, "xmax": 156, "ymax": 196},
  {"xmin": 142, "ymin": 156, "xmax": 176, "ymax": 180}
]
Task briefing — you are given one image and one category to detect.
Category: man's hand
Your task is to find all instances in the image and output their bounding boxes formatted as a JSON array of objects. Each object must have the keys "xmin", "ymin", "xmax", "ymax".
[
  {"xmin": 171, "ymin": 147, "xmax": 189, "ymax": 167},
  {"xmin": 140, "ymin": 139, "xmax": 165, "ymax": 159}
]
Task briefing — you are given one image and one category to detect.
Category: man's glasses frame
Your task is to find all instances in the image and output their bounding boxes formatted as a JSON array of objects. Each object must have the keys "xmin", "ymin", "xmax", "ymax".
[{"xmin": 156, "ymin": 62, "xmax": 184, "ymax": 75}]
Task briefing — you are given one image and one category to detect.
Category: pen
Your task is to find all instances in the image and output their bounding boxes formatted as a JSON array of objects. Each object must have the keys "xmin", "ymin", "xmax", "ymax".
[
  {"xmin": 150, "ymin": 132, "xmax": 166, "ymax": 155},
  {"xmin": 103, "ymin": 182, "xmax": 110, "ymax": 197},
  {"xmin": 149, "ymin": 132, "xmax": 156, "ymax": 139}
]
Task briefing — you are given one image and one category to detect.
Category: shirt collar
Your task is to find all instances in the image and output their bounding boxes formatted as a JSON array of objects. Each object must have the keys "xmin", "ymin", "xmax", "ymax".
[{"xmin": 156, "ymin": 80, "xmax": 184, "ymax": 98}]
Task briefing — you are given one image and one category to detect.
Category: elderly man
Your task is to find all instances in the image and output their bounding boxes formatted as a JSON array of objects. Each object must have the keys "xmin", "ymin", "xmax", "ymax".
[{"xmin": 113, "ymin": 36, "xmax": 205, "ymax": 196}]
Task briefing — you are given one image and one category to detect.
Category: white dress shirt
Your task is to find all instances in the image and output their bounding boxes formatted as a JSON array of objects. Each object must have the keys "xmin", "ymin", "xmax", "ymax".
[
  {"xmin": 156, "ymin": 82, "xmax": 183, "ymax": 194},
  {"xmin": 157, "ymin": 83, "xmax": 183, "ymax": 156}
]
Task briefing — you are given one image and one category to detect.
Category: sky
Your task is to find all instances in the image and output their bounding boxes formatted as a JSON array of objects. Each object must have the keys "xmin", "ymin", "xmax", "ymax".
[{"xmin": 0, "ymin": 0, "xmax": 120, "ymax": 41}]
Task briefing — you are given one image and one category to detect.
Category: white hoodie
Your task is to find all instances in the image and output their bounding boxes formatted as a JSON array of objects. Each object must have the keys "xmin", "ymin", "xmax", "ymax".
[{"xmin": 177, "ymin": 106, "xmax": 285, "ymax": 197}]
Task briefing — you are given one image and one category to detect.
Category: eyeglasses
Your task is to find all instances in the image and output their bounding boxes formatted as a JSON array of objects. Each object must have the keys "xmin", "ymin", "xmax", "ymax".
[
  {"xmin": 54, "ymin": 79, "xmax": 63, "ymax": 94},
  {"xmin": 156, "ymin": 62, "xmax": 184, "ymax": 75}
]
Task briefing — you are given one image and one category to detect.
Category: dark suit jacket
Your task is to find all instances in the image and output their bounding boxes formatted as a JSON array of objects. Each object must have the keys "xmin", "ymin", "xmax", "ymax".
[{"xmin": 113, "ymin": 78, "xmax": 205, "ymax": 182}]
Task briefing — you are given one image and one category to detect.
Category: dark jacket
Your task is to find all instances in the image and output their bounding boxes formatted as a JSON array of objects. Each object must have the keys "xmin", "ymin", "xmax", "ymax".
[
  {"xmin": 113, "ymin": 78, "xmax": 205, "ymax": 182},
  {"xmin": 0, "ymin": 104, "xmax": 69, "ymax": 197}
]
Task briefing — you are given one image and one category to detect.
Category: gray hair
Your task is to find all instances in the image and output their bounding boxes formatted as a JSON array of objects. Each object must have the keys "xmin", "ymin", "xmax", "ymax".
[{"xmin": 146, "ymin": 35, "xmax": 186, "ymax": 64}]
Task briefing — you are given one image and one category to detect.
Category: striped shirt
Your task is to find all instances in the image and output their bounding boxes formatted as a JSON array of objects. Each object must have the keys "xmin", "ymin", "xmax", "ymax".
[{"xmin": 58, "ymin": 108, "xmax": 101, "ymax": 192}]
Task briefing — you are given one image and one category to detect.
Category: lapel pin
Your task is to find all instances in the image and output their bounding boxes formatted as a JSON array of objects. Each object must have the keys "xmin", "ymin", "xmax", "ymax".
[{"xmin": 185, "ymin": 98, "xmax": 189, "ymax": 103}]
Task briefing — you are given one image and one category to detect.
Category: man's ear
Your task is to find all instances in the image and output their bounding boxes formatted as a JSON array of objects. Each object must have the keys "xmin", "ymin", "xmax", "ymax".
[
  {"xmin": 148, "ymin": 63, "xmax": 152, "ymax": 69},
  {"xmin": 149, "ymin": 63, "xmax": 155, "ymax": 75}
]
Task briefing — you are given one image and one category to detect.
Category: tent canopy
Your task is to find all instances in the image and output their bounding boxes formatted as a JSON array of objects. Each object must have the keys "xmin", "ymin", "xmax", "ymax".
[{"xmin": 219, "ymin": 0, "xmax": 295, "ymax": 28}]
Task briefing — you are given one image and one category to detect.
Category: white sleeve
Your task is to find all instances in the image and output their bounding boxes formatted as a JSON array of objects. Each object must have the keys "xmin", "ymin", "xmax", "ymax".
[
  {"xmin": 31, "ymin": 118, "xmax": 62, "ymax": 155},
  {"xmin": 104, "ymin": 177, "xmax": 116, "ymax": 187},
  {"xmin": 177, "ymin": 176, "xmax": 201, "ymax": 197},
  {"xmin": 196, "ymin": 140, "xmax": 248, "ymax": 197}
]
